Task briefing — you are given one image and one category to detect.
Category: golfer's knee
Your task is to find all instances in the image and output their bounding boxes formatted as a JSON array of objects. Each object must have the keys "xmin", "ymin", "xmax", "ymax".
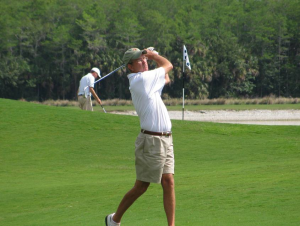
[
  {"xmin": 133, "ymin": 182, "xmax": 149, "ymax": 195},
  {"xmin": 137, "ymin": 186, "xmax": 148, "ymax": 195},
  {"xmin": 161, "ymin": 175, "xmax": 174, "ymax": 188}
]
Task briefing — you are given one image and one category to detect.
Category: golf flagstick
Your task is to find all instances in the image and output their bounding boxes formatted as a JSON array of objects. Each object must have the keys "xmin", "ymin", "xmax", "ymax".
[{"xmin": 182, "ymin": 45, "xmax": 191, "ymax": 121}]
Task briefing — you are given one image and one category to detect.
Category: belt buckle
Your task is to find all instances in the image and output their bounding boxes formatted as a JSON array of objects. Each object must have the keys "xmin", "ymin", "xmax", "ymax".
[{"xmin": 163, "ymin": 132, "xmax": 170, "ymax": 137}]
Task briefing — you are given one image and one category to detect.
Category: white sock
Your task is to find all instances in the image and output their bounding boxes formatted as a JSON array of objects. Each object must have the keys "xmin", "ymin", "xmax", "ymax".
[{"xmin": 111, "ymin": 214, "xmax": 120, "ymax": 226}]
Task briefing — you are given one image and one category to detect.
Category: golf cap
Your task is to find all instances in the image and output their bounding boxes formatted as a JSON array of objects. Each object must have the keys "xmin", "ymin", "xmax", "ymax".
[
  {"xmin": 91, "ymin": 67, "xmax": 101, "ymax": 78},
  {"xmin": 122, "ymin": 48, "xmax": 144, "ymax": 65}
]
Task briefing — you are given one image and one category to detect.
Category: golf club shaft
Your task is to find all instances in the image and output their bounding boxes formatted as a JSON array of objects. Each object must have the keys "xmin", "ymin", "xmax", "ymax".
[
  {"xmin": 94, "ymin": 64, "xmax": 125, "ymax": 85},
  {"xmin": 101, "ymin": 105, "xmax": 107, "ymax": 113},
  {"xmin": 83, "ymin": 64, "xmax": 125, "ymax": 91}
]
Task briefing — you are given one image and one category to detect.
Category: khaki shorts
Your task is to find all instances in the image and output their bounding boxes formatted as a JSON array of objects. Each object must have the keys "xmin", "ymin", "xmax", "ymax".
[
  {"xmin": 135, "ymin": 132, "xmax": 174, "ymax": 184},
  {"xmin": 78, "ymin": 95, "xmax": 93, "ymax": 111}
]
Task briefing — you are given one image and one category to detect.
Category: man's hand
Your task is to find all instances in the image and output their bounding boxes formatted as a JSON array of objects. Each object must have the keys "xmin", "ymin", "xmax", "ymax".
[
  {"xmin": 146, "ymin": 47, "xmax": 173, "ymax": 81},
  {"xmin": 144, "ymin": 48, "xmax": 173, "ymax": 74},
  {"xmin": 144, "ymin": 49, "xmax": 161, "ymax": 61},
  {"xmin": 147, "ymin": 47, "xmax": 159, "ymax": 55}
]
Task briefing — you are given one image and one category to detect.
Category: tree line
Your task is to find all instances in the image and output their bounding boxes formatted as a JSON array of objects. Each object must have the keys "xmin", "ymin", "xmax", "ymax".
[{"xmin": 0, "ymin": 0, "xmax": 299, "ymax": 101}]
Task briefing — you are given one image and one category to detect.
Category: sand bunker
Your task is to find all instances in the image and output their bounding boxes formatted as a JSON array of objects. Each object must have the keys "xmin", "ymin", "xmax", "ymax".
[{"xmin": 111, "ymin": 110, "xmax": 300, "ymax": 126}]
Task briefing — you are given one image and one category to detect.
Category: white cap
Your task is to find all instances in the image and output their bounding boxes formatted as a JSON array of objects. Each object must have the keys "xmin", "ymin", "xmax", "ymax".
[{"xmin": 91, "ymin": 67, "xmax": 101, "ymax": 77}]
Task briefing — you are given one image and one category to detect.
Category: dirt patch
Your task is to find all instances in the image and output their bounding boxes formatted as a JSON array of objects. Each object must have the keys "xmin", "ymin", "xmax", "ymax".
[{"xmin": 110, "ymin": 110, "xmax": 300, "ymax": 126}]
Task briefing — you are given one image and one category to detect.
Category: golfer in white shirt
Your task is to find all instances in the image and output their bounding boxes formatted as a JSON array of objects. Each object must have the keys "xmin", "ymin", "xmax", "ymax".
[
  {"xmin": 77, "ymin": 67, "xmax": 102, "ymax": 111},
  {"xmin": 105, "ymin": 48, "xmax": 175, "ymax": 226}
]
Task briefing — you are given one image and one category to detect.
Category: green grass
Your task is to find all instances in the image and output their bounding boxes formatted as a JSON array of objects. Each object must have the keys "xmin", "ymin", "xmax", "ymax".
[{"xmin": 1, "ymin": 98, "xmax": 300, "ymax": 226}]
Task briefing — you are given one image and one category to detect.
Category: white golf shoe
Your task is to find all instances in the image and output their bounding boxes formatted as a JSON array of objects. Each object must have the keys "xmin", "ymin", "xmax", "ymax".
[{"xmin": 105, "ymin": 213, "xmax": 120, "ymax": 226}]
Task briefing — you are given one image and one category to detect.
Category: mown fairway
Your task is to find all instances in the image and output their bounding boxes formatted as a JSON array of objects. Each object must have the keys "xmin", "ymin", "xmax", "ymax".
[{"xmin": 1, "ymin": 98, "xmax": 299, "ymax": 226}]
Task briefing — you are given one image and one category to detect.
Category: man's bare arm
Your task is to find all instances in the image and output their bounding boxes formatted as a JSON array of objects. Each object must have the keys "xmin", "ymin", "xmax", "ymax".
[
  {"xmin": 89, "ymin": 87, "xmax": 102, "ymax": 105},
  {"xmin": 144, "ymin": 49, "xmax": 172, "ymax": 84},
  {"xmin": 144, "ymin": 50, "xmax": 173, "ymax": 74}
]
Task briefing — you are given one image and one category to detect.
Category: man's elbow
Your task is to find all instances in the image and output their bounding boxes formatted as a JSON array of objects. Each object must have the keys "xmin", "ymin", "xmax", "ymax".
[{"xmin": 165, "ymin": 63, "xmax": 173, "ymax": 74}]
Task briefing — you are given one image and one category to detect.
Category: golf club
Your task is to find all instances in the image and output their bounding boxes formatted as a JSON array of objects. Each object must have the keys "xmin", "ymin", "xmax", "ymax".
[
  {"xmin": 84, "ymin": 51, "xmax": 147, "ymax": 112},
  {"xmin": 94, "ymin": 50, "xmax": 146, "ymax": 84},
  {"xmin": 83, "ymin": 65, "xmax": 126, "ymax": 113},
  {"xmin": 83, "ymin": 64, "xmax": 125, "ymax": 92},
  {"xmin": 93, "ymin": 64, "xmax": 125, "ymax": 85},
  {"xmin": 94, "ymin": 49, "xmax": 147, "ymax": 86},
  {"xmin": 101, "ymin": 105, "xmax": 107, "ymax": 113}
]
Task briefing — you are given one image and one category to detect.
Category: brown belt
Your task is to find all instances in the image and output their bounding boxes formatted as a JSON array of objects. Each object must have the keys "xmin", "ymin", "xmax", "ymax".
[
  {"xmin": 78, "ymin": 94, "xmax": 90, "ymax": 98},
  {"xmin": 141, "ymin": 129, "xmax": 172, "ymax": 136}
]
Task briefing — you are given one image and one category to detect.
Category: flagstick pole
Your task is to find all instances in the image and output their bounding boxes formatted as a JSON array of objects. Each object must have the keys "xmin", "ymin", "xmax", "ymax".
[
  {"xmin": 182, "ymin": 71, "xmax": 185, "ymax": 121},
  {"xmin": 182, "ymin": 50, "xmax": 185, "ymax": 121},
  {"xmin": 182, "ymin": 44, "xmax": 191, "ymax": 121}
]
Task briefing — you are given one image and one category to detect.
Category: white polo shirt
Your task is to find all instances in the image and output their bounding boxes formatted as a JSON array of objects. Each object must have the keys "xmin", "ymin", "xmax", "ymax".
[
  {"xmin": 78, "ymin": 73, "xmax": 95, "ymax": 97},
  {"xmin": 127, "ymin": 67, "xmax": 171, "ymax": 132}
]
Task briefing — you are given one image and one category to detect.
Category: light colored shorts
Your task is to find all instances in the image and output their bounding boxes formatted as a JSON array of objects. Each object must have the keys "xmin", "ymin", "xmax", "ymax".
[
  {"xmin": 78, "ymin": 95, "xmax": 93, "ymax": 111},
  {"xmin": 135, "ymin": 132, "xmax": 174, "ymax": 184}
]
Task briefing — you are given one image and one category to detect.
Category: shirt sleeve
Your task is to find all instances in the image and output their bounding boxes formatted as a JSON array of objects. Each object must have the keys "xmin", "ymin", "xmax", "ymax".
[{"xmin": 88, "ymin": 74, "xmax": 95, "ymax": 88}]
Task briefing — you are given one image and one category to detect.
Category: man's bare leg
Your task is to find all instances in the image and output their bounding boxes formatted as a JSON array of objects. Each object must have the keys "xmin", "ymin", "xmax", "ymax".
[
  {"xmin": 161, "ymin": 174, "xmax": 175, "ymax": 226},
  {"xmin": 113, "ymin": 180, "xmax": 150, "ymax": 223}
]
